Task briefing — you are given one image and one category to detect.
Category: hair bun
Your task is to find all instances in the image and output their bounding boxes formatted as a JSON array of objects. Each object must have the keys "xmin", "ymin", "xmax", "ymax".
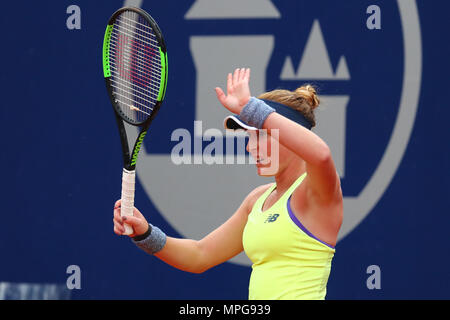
[{"xmin": 295, "ymin": 85, "xmax": 320, "ymax": 109}]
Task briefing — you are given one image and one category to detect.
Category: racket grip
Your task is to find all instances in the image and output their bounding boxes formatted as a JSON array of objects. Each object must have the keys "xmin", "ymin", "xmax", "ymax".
[{"xmin": 121, "ymin": 168, "xmax": 136, "ymax": 235}]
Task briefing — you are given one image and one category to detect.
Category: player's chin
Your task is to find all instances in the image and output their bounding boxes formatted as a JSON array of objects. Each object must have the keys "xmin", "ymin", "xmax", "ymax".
[{"xmin": 255, "ymin": 162, "xmax": 278, "ymax": 176}]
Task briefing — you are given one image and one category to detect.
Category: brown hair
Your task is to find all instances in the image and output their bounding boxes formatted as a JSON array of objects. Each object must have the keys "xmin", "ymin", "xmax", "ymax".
[{"xmin": 257, "ymin": 85, "xmax": 320, "ymax": 127}]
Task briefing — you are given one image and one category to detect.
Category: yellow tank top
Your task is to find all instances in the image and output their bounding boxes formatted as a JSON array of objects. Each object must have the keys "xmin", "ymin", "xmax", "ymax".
[{"xmin": 242, "ymin": 173, "xmax": 335, "ymax": 300}]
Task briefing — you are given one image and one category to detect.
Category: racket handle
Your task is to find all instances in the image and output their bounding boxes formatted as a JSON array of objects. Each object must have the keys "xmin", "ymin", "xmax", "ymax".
[{"xmin": 121, "ymin": 168, "xmax": 136, "ymax": 235}]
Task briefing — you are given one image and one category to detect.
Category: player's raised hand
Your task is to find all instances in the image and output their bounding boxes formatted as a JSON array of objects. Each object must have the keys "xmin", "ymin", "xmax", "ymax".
[{"xmin": 215, "ymin": 68, "xmax": 251, "ymax": 114}]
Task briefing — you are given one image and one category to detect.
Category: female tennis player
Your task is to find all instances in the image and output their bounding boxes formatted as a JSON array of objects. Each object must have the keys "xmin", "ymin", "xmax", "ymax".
[{"xmin": 113, "ymin": 68, "xmax": 343, "ymax": 300}]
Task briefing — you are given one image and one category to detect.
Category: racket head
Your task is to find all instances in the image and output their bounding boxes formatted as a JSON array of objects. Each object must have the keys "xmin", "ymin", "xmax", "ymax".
[{"xmin": 103, "ymin": 7, "xmax": 168, "ymax": 126}]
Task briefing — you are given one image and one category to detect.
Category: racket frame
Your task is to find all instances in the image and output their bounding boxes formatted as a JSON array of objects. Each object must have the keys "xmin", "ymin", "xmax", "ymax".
[
  {"xmin": 103, "ymin": 7, "xmax": 168, "ymax": 234},
  {"xmin": 104, "ymin": 6, "xmax": 167, "ymax": 171}
]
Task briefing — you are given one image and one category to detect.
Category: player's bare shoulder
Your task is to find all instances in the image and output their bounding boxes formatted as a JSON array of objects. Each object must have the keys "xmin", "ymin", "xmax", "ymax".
[{"xmin": 243, "ymin": 183, "xmax": 274, "ymax": 215}]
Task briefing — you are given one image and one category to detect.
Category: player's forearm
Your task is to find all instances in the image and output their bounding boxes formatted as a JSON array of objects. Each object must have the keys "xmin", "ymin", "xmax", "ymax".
[
  {"xmin": 263, "ymin": 112, "xmax": 331, "ymax": 166},
  {"xmin": 154, "ymin": 237, "xmax": 207, "ymax": 274}
]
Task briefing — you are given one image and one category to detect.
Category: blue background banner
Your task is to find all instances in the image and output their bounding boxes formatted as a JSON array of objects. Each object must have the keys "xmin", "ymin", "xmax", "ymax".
[{"xmin": 0, "ymin": 0, "xmax": 448, "ymax": 299}]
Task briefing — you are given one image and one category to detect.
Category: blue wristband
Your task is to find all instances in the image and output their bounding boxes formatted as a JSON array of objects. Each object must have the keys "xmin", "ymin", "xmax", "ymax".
[
  {"xmin": 239, "ymin": 97, "xmax": 275, "ymax": 129},
  {"xmin": 132, "ymin": 224, "xmax": 167, "ymax": 255}
]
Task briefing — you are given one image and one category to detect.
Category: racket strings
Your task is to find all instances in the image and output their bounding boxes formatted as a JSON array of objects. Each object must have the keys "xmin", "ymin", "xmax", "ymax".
[
  {"xmin": 109, "ymin": 10, "xmax": 163, "ymax": 123},
  {"xmin": 118, "ymin": 15, "xmax": 158, "ymax": 38},
  {"xmin": 110, "ymin": 28, "xmax": 160, "ymax": 93},
  {"xmin": 109, "ymin": 51, "xmax": 161, "ymax": 90},
  {"xmin": 113, "ymin": 20, "xmax": 159, "ymax": 46},
  {"xmin": 110, "ymin": 90, "xmax": 152, "ymax": 115},
  {"xmin": 109, "ymin": 76, "xmax": 159, "ymax": 102},
  {"xmin": 109, "ymin": 41, "xmax": 162, "ymax": 82},
  {"xmin": 109, "ymin": 35, "xmax": 162, "ymax": 76}
]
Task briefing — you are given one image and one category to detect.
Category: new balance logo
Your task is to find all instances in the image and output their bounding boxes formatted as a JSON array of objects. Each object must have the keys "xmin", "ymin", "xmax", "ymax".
[{"xmin": 265, "ymin": 214, "xmax": 280, "ymax": 223}]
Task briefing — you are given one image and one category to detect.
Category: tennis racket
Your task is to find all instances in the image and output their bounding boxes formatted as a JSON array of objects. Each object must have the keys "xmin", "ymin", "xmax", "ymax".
[{"xmin": 102, "ymin": 7, "xmax": 168, "ymax": 235}]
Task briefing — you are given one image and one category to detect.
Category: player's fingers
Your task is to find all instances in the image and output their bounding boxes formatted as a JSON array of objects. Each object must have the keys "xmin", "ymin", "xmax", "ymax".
[
  {"xmin": 233, "ymin": 68, "xmax": 240, "ymax": 86},
  {"xmin": 245, "ymin": 68, "xmax": 250, "ymax": 81},
  {"xmin": 215, "ymin": 87, "xmax": 226, "ymax": 105},
  {"xmin": 123, "ymin": 216, "xmax": 149, "ymax": 236},
  {"xmin": 114, "ymin": 199, "xmax": 121, "ymax": 209},
  {"xmin": 114, "ymin": 224, "xmax": 125, "ymax": 235},
  {"xmin": 113, "ymin": 207, "xmax": 122, "ymax": 221},
  {"xmin": 113, "ymin": 213, "xmax": 123, "ymax": 225},
  {"xmin": 239, "ymin": 68, "xmax": 246, "ymax": 81},
  {"xmin": 227, "ymin": 73, "xmax": 232, "ymax": 93},
  {"xmin": 122, "ymin": 215, "xmax": 142, "ymax": 227},
  {"xmin": 113, "ymin": 218, "xmax": 124, "ymax": 229}
]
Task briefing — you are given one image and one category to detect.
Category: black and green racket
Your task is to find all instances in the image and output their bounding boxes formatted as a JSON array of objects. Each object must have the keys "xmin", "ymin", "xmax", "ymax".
[{"xmin": 103, "ymin": 7, "xmax": 168, "ymax": 234}]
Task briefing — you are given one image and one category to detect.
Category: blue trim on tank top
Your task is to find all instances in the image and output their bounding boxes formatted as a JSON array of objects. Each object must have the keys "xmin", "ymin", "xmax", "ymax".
[{"xmin": 287, "ymin": 196, "xmax": 335, "ymax": 249}]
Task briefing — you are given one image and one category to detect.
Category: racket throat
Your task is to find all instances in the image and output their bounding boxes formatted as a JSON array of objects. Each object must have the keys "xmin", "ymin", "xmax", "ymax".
[{"xmin": 130, "ymin": 130, "xmax": 147, "ymax": 167}]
